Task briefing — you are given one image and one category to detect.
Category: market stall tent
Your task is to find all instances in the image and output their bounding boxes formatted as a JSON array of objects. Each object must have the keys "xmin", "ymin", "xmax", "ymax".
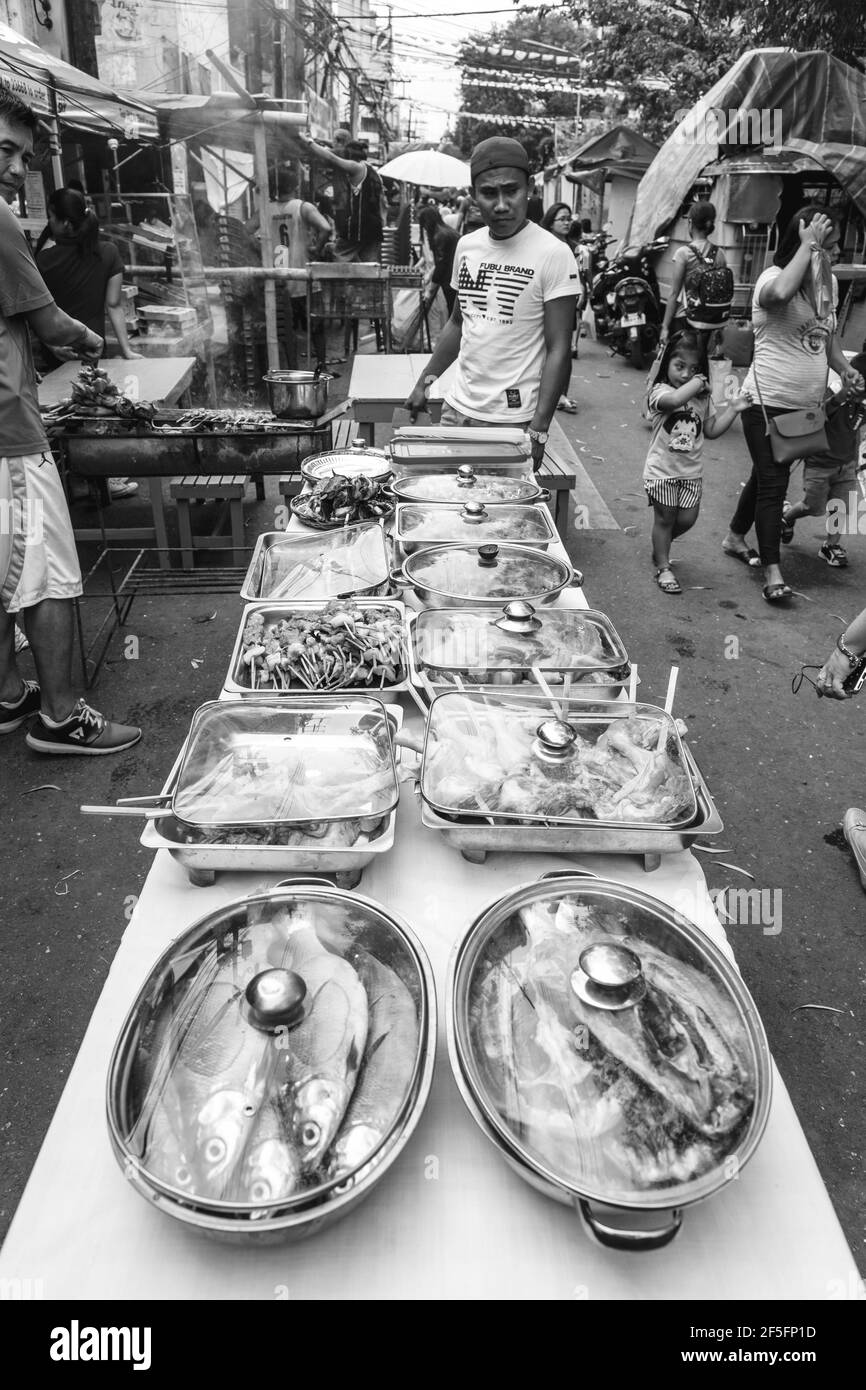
[
  {"xmin": 628, "ymin": 47, "xmax": 866, "ymax": 247},
  {"xmin": 545, "ymin": 125, "xmax": 659, "ymax": 249}
]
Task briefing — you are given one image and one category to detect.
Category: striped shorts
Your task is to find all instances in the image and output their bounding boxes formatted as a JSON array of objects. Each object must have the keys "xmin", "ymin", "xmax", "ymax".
[
  {"xmin": 644, "ymin": 476, "xmax": 703, "ymax": 509},
  {"xmin": 0, "ymin": 452, "xmax": 82, "ymax": 613}
]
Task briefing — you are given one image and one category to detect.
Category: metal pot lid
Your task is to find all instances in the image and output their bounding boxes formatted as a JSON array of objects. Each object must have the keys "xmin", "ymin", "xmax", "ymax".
[
  {"xmin": 396, "ymin": 502, "xmax": 552, "ymax": 544},
  {"xmin": 302, "ymin": 442, "xmax": 391, "ymax": 483},
  {"xmin": 403, "ymin": 543, "xmax": 570, "ymax": 603},
  {"xmin": 412, "ymin": 605, "xmax": 629, "ymax": 677},
  {"xmin": 264, "ymin": 371, "xmax": 334, "ymax": 385},
  {"xmin": 391, "ymin": 470, "xmax": 544, "ymax": 504},
  {"xmin": 173, "ymin": 697, "xmax": 399, "ymax": 826},
  {"xmin": 107, "ymin": 885, "xmax": 435, "ymax": 1221},
  {"xmin": 449, "ymin": 875, "xmax": 771, "ymax": 1211},
  {"xmin": 420, "ymin": 694, "xmax": 698, "ymax": 827},
  {"xmin": 255, "ymin": 523, "xmax": 390, "ymax": 600}
]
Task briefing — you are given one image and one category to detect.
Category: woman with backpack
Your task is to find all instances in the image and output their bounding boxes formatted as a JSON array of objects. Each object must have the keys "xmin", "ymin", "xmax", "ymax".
[{"xmin": 659, "ymin": 201, "xmax": 730, "ymax": 347}]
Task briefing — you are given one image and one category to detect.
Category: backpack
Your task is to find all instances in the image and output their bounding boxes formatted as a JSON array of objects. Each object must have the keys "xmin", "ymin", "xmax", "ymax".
[{"xmin": 683, "ymin": 244, "xmax": 734, "ymax": 329}]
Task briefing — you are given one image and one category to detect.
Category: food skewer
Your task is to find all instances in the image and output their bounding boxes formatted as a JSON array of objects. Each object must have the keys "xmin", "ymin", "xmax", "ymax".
[{"xmin": 530, "ymin": 665, "xmax": 565, "ymax": 722}]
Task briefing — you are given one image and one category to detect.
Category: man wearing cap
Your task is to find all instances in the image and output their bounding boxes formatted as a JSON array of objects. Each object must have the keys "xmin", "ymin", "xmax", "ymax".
[{"xmin": 405, "ymin": 137, "xmax": 578, "ymax": 469}]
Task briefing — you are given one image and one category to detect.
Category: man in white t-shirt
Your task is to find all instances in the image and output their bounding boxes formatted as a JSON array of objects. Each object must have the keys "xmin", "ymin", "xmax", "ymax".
[{"xmin": 405, "ymin": 137, "xmax": 578, "ymax": 468}]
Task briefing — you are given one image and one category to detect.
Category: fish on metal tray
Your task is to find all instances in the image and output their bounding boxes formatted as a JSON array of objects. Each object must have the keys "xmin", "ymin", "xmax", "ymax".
[
  {"xmin": 327, "ymin": 949, "xmax": 419, "ymax": 1182},
  {"xmin": 232, "ymin": 1095, "xmax": 302, "ymax": 1204}
]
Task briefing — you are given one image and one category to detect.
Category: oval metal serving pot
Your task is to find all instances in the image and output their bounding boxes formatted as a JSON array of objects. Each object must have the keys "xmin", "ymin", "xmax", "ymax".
[
  {"xmin": 106, "ymin": 882, "xmax": 437, "ymax": 1243},
  {"xmin": 391, "ymin": 543, "xmax": 576, "ymax": 610},
  {"xmin": 394, "ymin": 502, "xmax": 556, "ymax": 556},
  {"xmin": 390, "ymin": 468, "xmax": 547, "ymax": 507},
  {"xmin": 264, "ymin": 371, "xmax": 332, "ymax": 420},
  {"xmin": 446, "ymin": 873, "xmax": 772, "ymax": 1252}
]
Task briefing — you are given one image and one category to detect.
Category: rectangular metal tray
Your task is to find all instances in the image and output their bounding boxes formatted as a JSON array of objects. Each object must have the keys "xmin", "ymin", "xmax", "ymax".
[
  {"xmin": 417, "ymin": 745, "xmax": 722, "ymax": 869},
  {"xmin": 222, "ymin": 599, "xmax": 411, "ymax": 701},
  {"xmin": 387, "ymin": 436, "xmax": 532, "ymax": 475},
  {"xmin": 240, "ymin": 523, "xmax": 391, "ymax": 602},
  {"xmin": 393, "ymin": 501, "xmax": 556, "ymax": 555},
  {"xmin": 405, "ymin": 608, "xmax": 630, "ymax": 698},
  {"xmin": 141, "ymin": 708, "xmax": 403, "ymax": 887}
]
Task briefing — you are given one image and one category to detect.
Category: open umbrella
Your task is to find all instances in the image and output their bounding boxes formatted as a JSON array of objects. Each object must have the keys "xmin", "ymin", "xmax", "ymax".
[{"xmin": 378, "ymin": 149, "xmax": 471, "ymax": 187}]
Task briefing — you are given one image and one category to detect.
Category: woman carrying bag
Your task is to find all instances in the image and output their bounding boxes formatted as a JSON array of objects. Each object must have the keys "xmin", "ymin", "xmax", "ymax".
[{"xmin": 722, "ymin": 206, "xmax": 863, "ymax": 603}]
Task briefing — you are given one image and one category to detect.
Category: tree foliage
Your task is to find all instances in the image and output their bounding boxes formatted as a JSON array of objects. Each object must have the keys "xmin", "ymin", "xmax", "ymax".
[
  {"xmin": 455, "ymin": 12, "xmax": 605, "ymax": 168},
  {"xmin": 565, "ymin": 1, "xmax": 865, "ymax": 143}
]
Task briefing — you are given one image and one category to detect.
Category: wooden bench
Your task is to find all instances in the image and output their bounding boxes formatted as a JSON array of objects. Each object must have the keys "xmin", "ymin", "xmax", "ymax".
[{"xmin": 169, "ymin": 475, "xmax": 249, "ymax": 570}]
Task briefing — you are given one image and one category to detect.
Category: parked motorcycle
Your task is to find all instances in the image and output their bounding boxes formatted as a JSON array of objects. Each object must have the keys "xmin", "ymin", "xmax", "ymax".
[{"xmin": 590, "ymin": 237, "xmax": 669, "ymax": 368}]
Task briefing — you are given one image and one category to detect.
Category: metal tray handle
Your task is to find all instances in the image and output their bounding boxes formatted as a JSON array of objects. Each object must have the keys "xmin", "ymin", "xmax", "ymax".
[{"xmin": 577, "ymin": 1199, "xmax": 683, "ymax": 1251}]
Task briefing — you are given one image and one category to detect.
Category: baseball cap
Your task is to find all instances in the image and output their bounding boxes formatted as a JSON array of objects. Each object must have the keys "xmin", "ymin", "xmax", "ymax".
[{"xmin": 470, "ymin": 136, "xmax": 530, "ymax": 184}]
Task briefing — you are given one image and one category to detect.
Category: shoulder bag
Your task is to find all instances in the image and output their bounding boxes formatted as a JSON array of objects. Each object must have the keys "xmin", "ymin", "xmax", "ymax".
[{"xmin": 752, "ymin": 356, "xmax": 830, "ymax": 465}]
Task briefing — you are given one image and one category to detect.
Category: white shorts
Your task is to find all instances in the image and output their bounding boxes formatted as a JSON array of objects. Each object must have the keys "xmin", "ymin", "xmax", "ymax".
[{"xmin": 0, "ymin": 452, "xmax": 82, "ymax": 614}]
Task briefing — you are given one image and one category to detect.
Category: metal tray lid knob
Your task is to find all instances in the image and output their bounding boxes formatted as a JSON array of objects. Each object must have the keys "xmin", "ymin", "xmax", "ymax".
[
  {"xmin": 533, "ymin": 718, "xmax": 577, "ymax": 763},
  {"xmin": 460, "ymin": 501, "xmax": 489, "ymax": 523},
  {"xmin": 477, "ymin": 544, "xmax": 499, "ymax": 566},
  {"xmin": 456, "ymin": 465, "xmax": 477, "ymax": 486},
  {"xmin": 571, "ymin": 942, "xmax": 646, "ymax": 1010},
  {"xmin": 494, "ymin": 600, "xmax": 541, "ymax": 635},
  {"xmin": 245, "ymin": 968, "xmax": 307, "ymax": 1030}
]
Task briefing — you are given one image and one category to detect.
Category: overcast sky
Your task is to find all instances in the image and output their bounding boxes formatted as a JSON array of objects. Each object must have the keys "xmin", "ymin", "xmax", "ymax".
[{"xmin": 373, "ymin": 0, "xmax": 536, "ymax": 140}]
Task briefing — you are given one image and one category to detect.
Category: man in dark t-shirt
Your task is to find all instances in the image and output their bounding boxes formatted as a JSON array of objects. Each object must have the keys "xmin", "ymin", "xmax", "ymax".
[
  {"xmin": 0, "ymin": 85, "xmax": 141, "ymax": 755},
  {"xmin": 295, "ymin": 133, "xmax": 385, "ymax": 263}
]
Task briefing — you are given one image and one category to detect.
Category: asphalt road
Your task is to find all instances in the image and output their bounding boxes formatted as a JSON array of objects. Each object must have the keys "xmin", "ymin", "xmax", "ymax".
[{"xmin": 0, "ymin": 333, "xmax": 863, "ymax": 1281}]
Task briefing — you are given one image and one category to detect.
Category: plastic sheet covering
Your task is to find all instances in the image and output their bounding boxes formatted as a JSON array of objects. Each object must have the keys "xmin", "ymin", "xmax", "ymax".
[{"xmin": 628, "ymin": 49, "xmax": 866, "ymax": 247}]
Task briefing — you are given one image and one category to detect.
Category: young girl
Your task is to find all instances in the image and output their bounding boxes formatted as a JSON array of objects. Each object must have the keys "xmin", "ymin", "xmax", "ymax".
[{"xmin": 644, "ymin": 330, "xmax": 751, "ymax": 593}]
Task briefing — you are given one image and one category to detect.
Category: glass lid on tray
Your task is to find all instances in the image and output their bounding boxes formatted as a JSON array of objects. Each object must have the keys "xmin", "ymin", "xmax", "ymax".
[
  {"xmin": 108, "ymin": 884, "xmax": 432, "ymax": 1219},
  {"xmin": 403, "ymin": 543, "xmax": 570, "ymax": 603},
  {"xmin": 391, "ymin": 468, "xmax": 544, "ymax": 505},
  {"xmin": 420, "ymin": 692, "xmax": 698, "ymax": 827},
  {"xmin": 413, "ymin": 603, "xmax": 628, "ymax": 682},
  {"xmin": 451, "ymin": 876, "xmax": 770, "ymax": 1209},
  {"xmin": 173, "ymin": 698, "xmax": 399, "ymax": 826},
  {"xmin": 246, "ymin": 522, "xmax": 389, "ymax": 601},
  {"xmin": 388, "ymin": 438, "xmax": 529, "ymax": 466},
  {"xmin": 396, "ymin": 502, "xmax": 553, "ymax": 545}
]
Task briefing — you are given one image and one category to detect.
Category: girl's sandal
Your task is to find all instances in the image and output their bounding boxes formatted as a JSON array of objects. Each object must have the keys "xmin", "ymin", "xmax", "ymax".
[{"xmin": 655, "ymin": 566, "xmax": 682, "ymax": 594}]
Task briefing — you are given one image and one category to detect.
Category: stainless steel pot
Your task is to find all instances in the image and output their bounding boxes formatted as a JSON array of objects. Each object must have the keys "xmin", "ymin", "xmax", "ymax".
[
  {"xmin": 447, "ymin": 872, "xmax": 771, "ymax": 1251},
  {"xmin": 107, "ymin": 882, "xmax": 436, "ymax": 1242},
  {"xmin": 391, "ymin": 542, "xmax": 580, "ymax": 610},
  {"xmin": 264, "ymin": 369, "xmax": 332, "ymax": 420}
]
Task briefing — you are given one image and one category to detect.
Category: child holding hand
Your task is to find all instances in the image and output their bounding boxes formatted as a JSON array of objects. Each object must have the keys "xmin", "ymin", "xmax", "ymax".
[{"xmin": 644, "ymin": 330, "xmax": 752, "ymax": 593}]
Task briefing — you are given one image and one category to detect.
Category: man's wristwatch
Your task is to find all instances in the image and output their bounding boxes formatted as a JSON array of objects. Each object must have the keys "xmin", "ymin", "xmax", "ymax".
[
  {"xmin": 527, "ymin": 428, "xmax": 548, "ymax": 444},
  {"xmin": 423, "ymin": 374, "xmax": 437, "ymax": 388},
  {"xmin": 836, "ymin": 634, "xmax": 862, "ymax": 667}
]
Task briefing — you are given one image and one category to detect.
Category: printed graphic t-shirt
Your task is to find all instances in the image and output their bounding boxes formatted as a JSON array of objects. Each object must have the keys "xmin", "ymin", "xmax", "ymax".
[
  {"xmin": 743, "ymin": 265, "xmax": 838, "ymax": 411},
  {"xmin": 447, "ymin": 221, "xmax": 578, "ymax": 421},
  {"xmin": 643, "ymin": 382, "xmax": 715, "ymax": 481},
  {"xmin": 0, "ymin": 200, "xmax": 53, "ymax": 457}
]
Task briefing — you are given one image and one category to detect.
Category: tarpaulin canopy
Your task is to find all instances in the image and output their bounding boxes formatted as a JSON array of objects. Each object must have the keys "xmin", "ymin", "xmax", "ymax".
[
  {"xmin": 145, "ymin": 92, "xmax": 305, "ymax": 154},
  {"xmin": 0, "ymin": 21, "xmax": 157, "ymax": 138},
  {"xmin": 628, "ymin": 48, "xmax": 866, "ymax": 245}
]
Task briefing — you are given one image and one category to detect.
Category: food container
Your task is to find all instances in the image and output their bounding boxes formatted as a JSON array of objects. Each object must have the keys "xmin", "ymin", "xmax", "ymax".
[
  {"xmin": 140, "ymin": 707, "xmax": 404, "ymax": 887},
  {"xmin": 301, "ymin": 440, "xmax": 391, "ymax": 486},
  {"xmin": 264, "ymin": 369, "xmax": 332, "ymax": 420},
  {"xmin": 390, "ymin": 466, "xmax": 546, "ymax": 506},
  {"xmin": 223, "ymin": 600, "xmax": 410, "ymax": 700},
  {"xmin": 392, "ymin": 543, "xmax": 575, "ymax": 610},
  {"xmin": 388, "ymin": 435, "xmax": 531, "ymax": 474},
  {"xmin": 418, "ymin": 694, "xmax": 699, "ymax": 830},
  {"xmin": 447, "ymin": 873, "xmax": 771, "ymax": 1249},
  {"xmin": 418, "ymin": 743, "xmax": 723, "ymax": 872},
  {"xmin": 409, "ymin": 602, "xmax": 629, "ymax": 694},
  {"xmin": 394, "ymin": 502, "xmax": 556, "ymax": 554},
  {"xmin": 106, "ymin": 882, "xmax": 436, "ymax": 1242},
  {"xmin": 240, "ymin": 522, "xmax": 391, "ymax": 602},
  {"xmin": 83, "ymin": 697, "xmax": 399, "ymax": 835}
]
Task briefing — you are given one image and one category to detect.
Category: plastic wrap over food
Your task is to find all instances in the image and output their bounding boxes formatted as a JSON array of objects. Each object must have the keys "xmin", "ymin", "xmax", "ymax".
[
  {"xmin": 412, "ymin": 606, "xmax": 628, "ymax": 687},
  {"xmin": 421, "ymin": 694, "xmax": 697, "ymax": 827},
  {"xmin": 250, "ymin": 523, "xmax": 390, "ymax": 601},
  {"xmin": 457, "ymin": 880, "xmax": 763, "ymax": 1206},
  {"xmin": 172, "ymin": 698, "xmax": 399, "ymax": 827},
  {"xmin": 114, "ymin": 890, "xmax": 427, "ymax": 1208}
]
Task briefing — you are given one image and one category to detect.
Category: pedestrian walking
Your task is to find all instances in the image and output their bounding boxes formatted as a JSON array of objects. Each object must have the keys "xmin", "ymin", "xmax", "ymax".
[{"xmin": 644, "ymin": 330, "xmax": 751, "ymax": 594}]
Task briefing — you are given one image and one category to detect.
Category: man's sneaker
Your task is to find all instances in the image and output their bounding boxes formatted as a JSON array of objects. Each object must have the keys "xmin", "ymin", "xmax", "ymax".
[
  {"xmin": 108, "ymin": 477, "xmax": 139, "ymax": 499},
  {"xmin": 818, "ymin": 540, "xmax": 848, "ymax": 567},
  {"xmin": 0, "ymin": 679, "xmax": 40, "ymax": 733},
  {"xmin": 25, "ymin": 699, "xmax": 141, "ymax": 755}
]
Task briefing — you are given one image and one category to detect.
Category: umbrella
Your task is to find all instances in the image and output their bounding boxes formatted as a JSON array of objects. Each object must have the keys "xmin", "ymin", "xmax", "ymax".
[{"xmin": 378, "ymin": 149, "xmax": 471, "ymax": 187}]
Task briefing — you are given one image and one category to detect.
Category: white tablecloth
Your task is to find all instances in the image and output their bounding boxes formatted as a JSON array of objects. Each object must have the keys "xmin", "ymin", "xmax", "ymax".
[{"xmin": 0, "ymin": 530, "xmax": 858, "ymax": 1299}]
